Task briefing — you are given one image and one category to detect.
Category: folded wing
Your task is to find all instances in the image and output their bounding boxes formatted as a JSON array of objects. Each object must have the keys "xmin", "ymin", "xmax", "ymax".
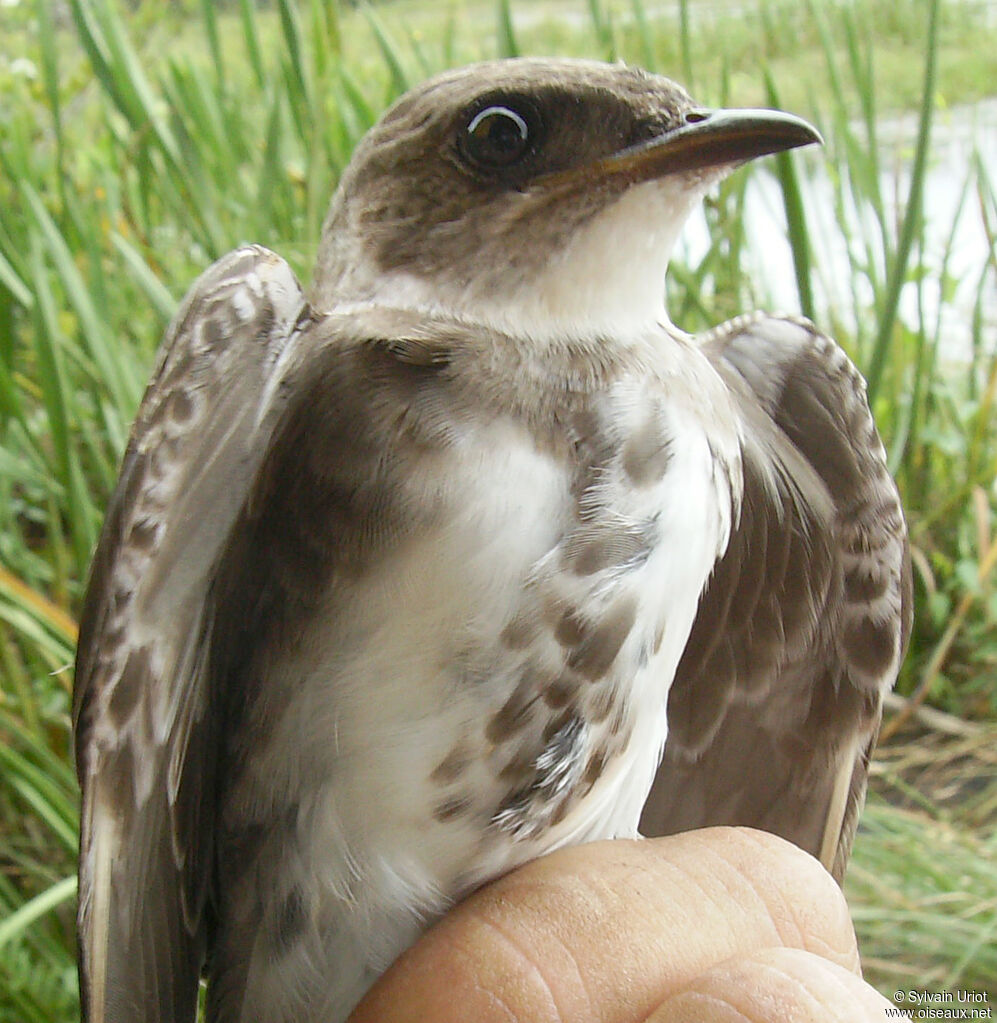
[
  {"xmin": 73, "ymin": 247, "xmax": 308, "ymax": 1022},
  {"xmin": 640, "ymin": 315, "xmax": 912, "ymax": 879}
]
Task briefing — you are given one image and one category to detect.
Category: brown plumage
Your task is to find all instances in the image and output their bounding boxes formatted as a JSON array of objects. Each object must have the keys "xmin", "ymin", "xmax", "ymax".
[
  {"xmin": 641, "ymin": 314, "xmax": 912, "ymax": 880},
  {"xmin": 73, "ymin": 58, "xmax": 911, "ymax": 1023}
]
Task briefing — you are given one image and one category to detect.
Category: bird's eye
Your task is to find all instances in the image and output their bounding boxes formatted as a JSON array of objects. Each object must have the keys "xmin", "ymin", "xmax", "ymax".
[{"xmin": 460, "ymin": 104, "xmax": 535, "ymax": 170}]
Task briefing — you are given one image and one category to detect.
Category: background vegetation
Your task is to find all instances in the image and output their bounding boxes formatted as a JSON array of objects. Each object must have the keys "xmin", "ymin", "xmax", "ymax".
[{"xmin": 0, "ymin": 0, "xmax": 994, "ymax": 1018}]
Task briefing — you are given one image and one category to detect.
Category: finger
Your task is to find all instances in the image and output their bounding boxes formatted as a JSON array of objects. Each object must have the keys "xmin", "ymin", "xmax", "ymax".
[
  {"xmin": 648, "ymin": 947, "xmax": 904, "ymax": 1022},
  {"xmin": 349, "ymin": 827, "xmax": 861, "ymax": 1023}
]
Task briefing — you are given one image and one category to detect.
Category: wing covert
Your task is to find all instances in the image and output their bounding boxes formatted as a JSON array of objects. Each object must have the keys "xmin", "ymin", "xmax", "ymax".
[
  {"xmin": 73, "ymin": 246, "xmax": 309, "ymax": 1023},
  {"xmin": 641, "ymin": 314, "xmax": 912, "ymax": 879}
]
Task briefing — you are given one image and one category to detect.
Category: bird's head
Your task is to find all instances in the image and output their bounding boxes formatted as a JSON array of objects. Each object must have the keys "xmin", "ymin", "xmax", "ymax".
[{"xmin": 313, "ymin": 58, "xmax": 820, "ymax": 340}]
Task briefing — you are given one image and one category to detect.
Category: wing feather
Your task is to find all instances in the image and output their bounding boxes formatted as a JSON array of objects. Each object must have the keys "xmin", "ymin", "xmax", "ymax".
[
  {"xmin": 73, "ymin": 246, "xmax": 309, "ymax": 1023},
  {"xmin": 641, "ymin": 315, "xmax": 912, "ymax": 880}
]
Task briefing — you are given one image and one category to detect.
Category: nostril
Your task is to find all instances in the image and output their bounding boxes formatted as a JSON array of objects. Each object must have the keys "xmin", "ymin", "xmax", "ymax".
[{"xmin": 684, "ymin": 110, "xmax": 711, "ymax": 125}]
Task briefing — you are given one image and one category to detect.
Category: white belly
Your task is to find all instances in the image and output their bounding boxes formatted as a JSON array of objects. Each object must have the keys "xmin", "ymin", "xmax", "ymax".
[{"xmin": 227, "ymin": 383, "xmax": 736, "ymax": 1022}]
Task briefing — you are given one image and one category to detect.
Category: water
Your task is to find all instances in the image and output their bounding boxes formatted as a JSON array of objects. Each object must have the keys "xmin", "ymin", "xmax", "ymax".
[{"xmin": 677, "ymin": 97, "xmax": 997, "ymax": 361}]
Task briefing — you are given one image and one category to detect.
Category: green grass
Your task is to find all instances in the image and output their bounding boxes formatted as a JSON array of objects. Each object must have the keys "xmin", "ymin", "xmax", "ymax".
[
  {"xmin": 849, "ymin": 792, "xmax": 997, "ymax": 995},
  {"xmin": 1, "ymin": 0, "xmax": 995, "ymax": 1017}
]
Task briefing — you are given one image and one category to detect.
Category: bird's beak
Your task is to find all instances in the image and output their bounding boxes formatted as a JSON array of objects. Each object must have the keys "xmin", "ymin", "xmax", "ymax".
[{"xmin": 538, "ymin": 108, "xmax": 822, "ymax": 190}]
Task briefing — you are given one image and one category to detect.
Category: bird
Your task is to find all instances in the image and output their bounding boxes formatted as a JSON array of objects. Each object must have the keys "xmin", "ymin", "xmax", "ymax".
[{"xmin": 73, "ymin": 57, "xmax": 912, "ymax": 1023}]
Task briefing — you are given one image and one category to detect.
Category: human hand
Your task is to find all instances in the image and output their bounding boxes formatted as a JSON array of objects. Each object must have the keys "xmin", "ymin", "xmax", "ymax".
[{"xmin": 350, "ymin": 827, "xmax": 903, "ymax": 1022}]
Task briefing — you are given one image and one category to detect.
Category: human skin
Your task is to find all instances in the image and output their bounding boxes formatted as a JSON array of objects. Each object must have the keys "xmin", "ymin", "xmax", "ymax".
[{"xmin": 350, "ymin": 827, "xmax": 904, "ymax": 1023}]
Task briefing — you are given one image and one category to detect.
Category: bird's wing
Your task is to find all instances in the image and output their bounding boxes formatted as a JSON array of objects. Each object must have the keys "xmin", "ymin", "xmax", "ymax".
[
  {"xmin": 640, "ymin": 314, "xmax": 912, "ymax": 880},
  {"xmin": 73, "ymin": 246, "xmax": 309, "ymax": 1023}
]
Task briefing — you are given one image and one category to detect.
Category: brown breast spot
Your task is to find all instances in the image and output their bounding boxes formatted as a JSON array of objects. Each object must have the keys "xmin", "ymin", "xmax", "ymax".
[
  {"xmin": 566, "ymin": 594, "xmax": 638, "ymax": 681},
  {"xmin": 621, "ymin": 410, "xmax": 673, "ymax": 486},
  {"xmin": 430, "ymin": 742, "xmax": 471, "ymax": 785}
]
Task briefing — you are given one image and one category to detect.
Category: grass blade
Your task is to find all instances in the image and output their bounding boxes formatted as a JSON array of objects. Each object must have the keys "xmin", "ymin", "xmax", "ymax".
[
  {"xmin": 0, "ymin": 877, "xmax": 77, "ymax": 951},
  {"xmin": 764, "ymin": 69, "xmax": 816, "ymax": 320},
  {"xmin": 238, "ymin": 0, "xmax": 267, "ymax": 90},
  {"xmin": 496, "ymin": 0, "xmax": 520, "ymax": 58},
  {"xmin": 865, "ymin": 0, "xmax": 938, "ymax": 403},
  {"xmin": 362, "ymin": 4, "xmax": 411, "ymax": 98}
]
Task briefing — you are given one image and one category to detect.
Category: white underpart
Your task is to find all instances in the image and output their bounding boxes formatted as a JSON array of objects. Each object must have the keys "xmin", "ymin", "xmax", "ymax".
[
  {"xmin": 230, "ymin": 423, "xmax": 574, "ymax": 1019},
  {"xmin": 511, "ymin": 177, "xmax": 702, "ymax": 339},
  {"xmin": 232, "ymin": 354, "xmax": 738, "ymax": 1022}
]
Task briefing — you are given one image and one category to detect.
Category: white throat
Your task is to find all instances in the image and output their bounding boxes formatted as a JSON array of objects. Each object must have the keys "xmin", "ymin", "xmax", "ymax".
[{"xmin": 324, "ymin": 178, "xmax": 703, "ymax": 344}]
